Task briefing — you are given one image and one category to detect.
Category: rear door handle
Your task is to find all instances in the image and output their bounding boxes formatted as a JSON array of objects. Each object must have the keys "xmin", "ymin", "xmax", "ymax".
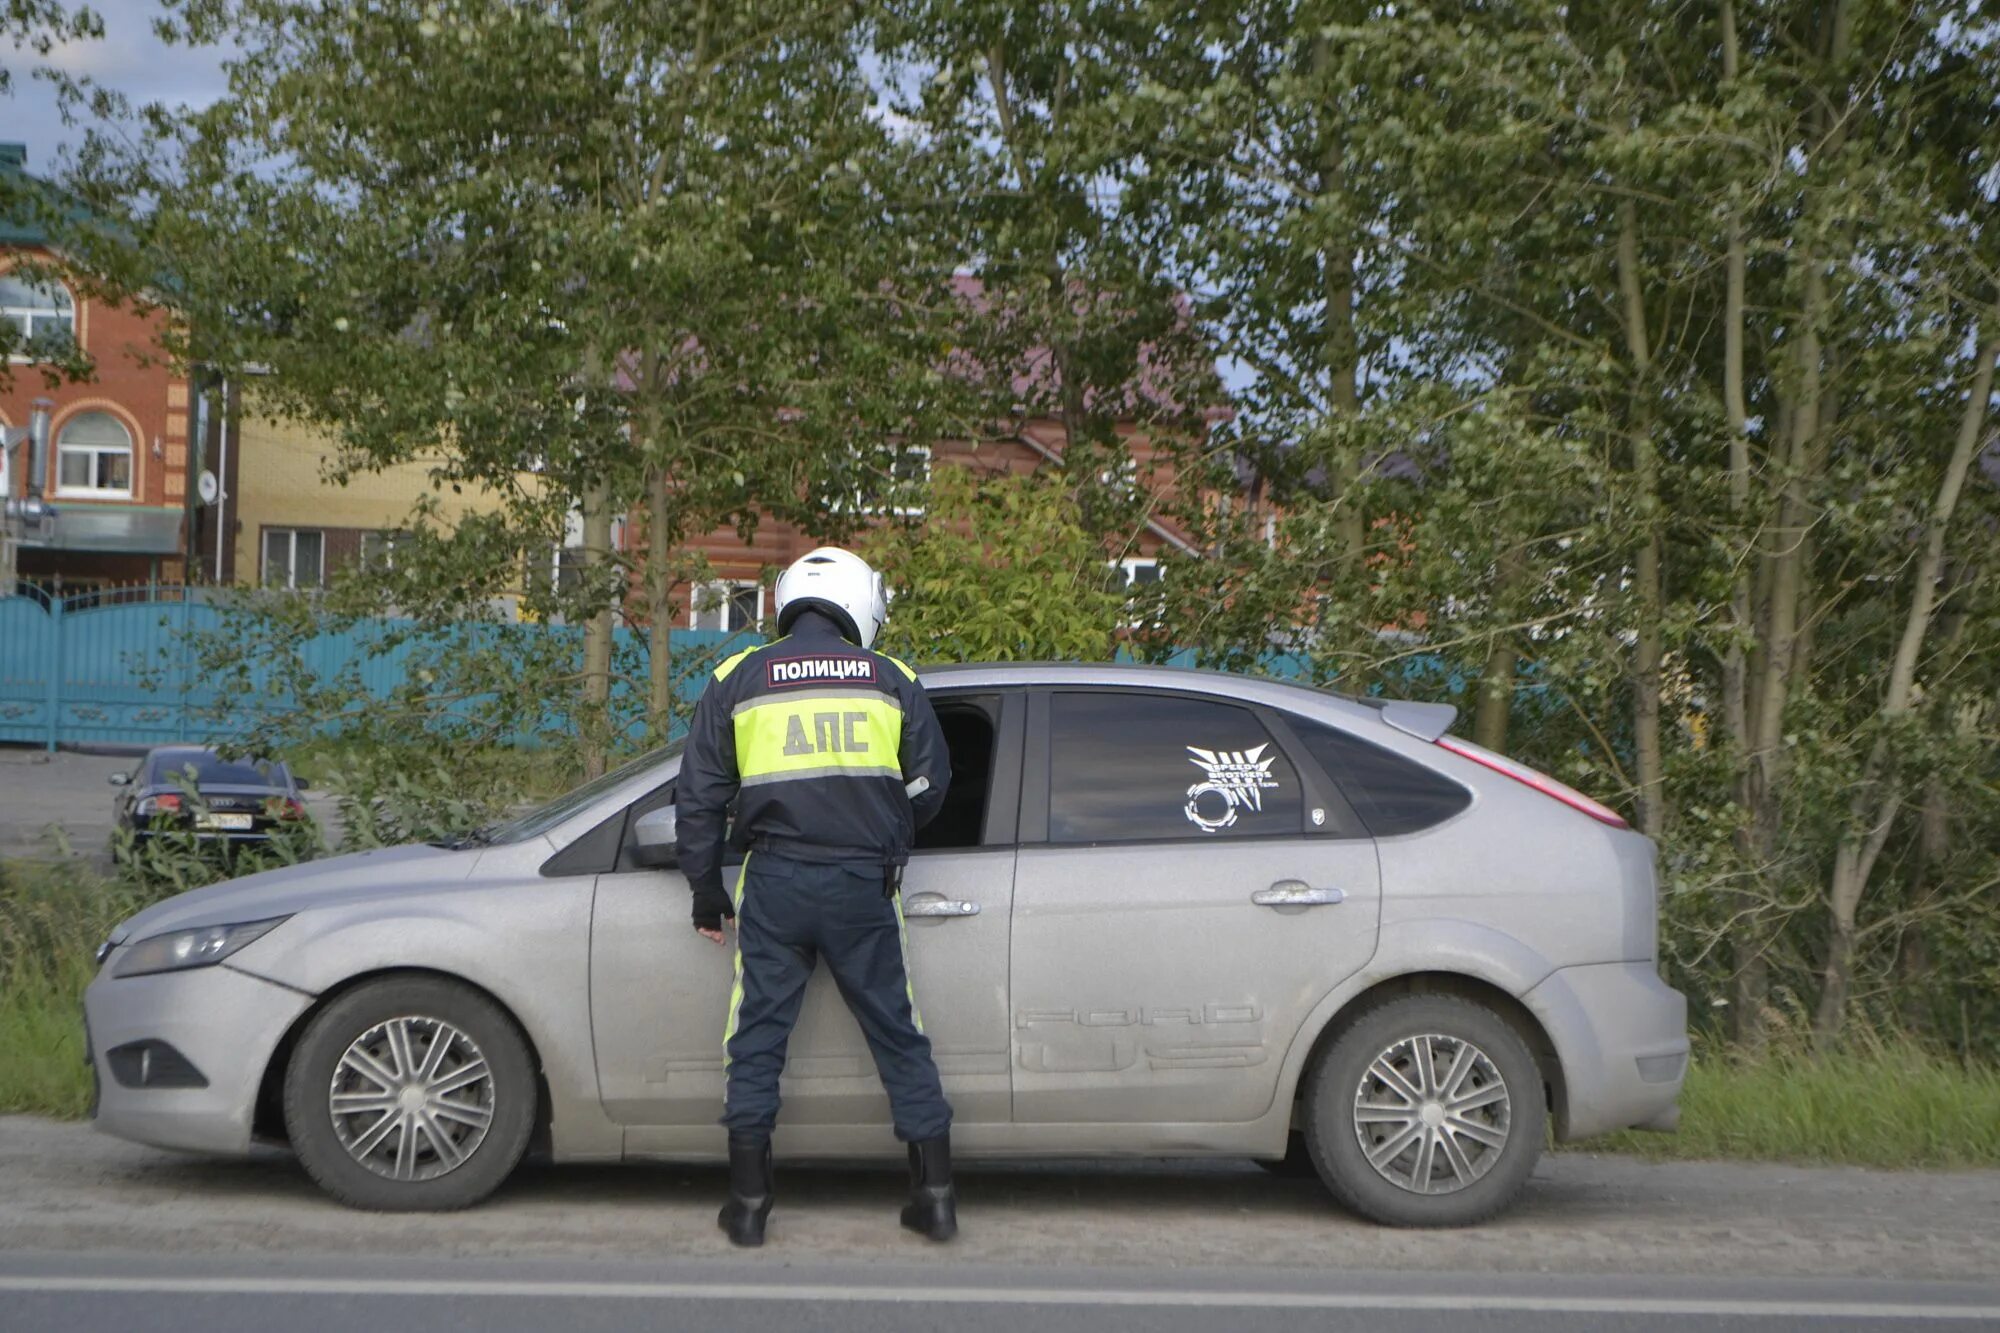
[
  {"xmin": 1252, "ymin": 881, "xmax": 1346, "ymax": 908},
  {"xmin": 901, "ymin": 897, "xmax": 981, "ymax": 918}
]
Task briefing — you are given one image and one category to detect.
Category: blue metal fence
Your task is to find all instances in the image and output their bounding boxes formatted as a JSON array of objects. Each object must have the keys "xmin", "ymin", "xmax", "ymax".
[
  {"xmin": 0, "ymin": 586, "xmax": 758, "ymax": 750},
  {"xmin": 0, "ymin": 584, "xmax": 1486, "ymax": 752}
]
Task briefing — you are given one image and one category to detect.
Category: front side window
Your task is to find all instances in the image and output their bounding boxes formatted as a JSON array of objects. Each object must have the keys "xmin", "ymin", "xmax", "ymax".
[
  {"xmin": 1291, "ymin": 718, "xmax": 1472, "ymax": 836},
  {"xmin": 0, "ymin": 271, "xmax": 75, "ymax": 355},
  {"xmin": 1048, "ymin": 691, "xmax": 1303, "ymax": 843},
  {"xmin": 55, "ymin": 412, "xmax": 132, "ymax": 496},
  {"xmin": 689, "ymin": 579, "xmax": 763, "ymax": 632},
  {"xmin": 263, "ymin": 528, "xmax": 326, "ymax": 590}
]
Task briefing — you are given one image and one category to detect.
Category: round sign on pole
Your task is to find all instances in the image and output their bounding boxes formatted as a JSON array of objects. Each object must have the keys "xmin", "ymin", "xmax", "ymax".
[{"xmin": 197, "ymin": 470, "xmax": 220, "ymax": 505}]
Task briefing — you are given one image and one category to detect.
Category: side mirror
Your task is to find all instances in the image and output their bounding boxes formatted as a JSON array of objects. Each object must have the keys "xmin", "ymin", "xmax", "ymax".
[
  {"xmin": 107, "ymin": 772, "xmax": 131, "ymax": 786},
  {"xmin": 629, "ymin": 805, "xmax": 679, "ymax": 869},
  {"xmin": 294, "ymin": 777, "xmax": 311, "ymax": 791}
]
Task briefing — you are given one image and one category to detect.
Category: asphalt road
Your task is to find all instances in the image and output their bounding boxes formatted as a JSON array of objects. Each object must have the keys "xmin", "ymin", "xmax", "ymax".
[
  {"xmin": 3, "ymin": 1251, "xmax": 1997, "ymax": 1333},
  {"xmin": 0, "ymin": 746, "xmax": 344, "ymax": 863},
  {"xmin": 4, "ymin": 1117, "xmax": 1999, "ymax": 1331}
]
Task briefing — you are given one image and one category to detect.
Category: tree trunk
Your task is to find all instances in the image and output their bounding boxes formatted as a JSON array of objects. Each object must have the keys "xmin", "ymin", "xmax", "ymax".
[
  {"xmin": 1813, "ymin": 320, "xmax": 1998, "ymax": 1044},
  {"xmin": 1473, "ymin": 542, "xmax": 1525, "ymax": 752},
  {"xmin": 579, "ymin": 480, "xmax": 615, "ymax": 781},
  {"xmin": 646, "ymin": 462, "xmax": 676, "ymax": 729},
  {"xmin": 1615, "ymin": 199, "xmax": 1666, "ymax": 840},
  {"xmin": 1717, "ymin": 0, "xmax": 1767, "ymax": 1041},
  {"xmin": 1312, "ymin": 33, "xmax": 1365, "ymax": 576}
]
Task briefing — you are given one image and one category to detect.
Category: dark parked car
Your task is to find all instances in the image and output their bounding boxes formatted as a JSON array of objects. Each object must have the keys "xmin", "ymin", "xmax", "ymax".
[{"xmin": 110, "ymin": 747, "xmax": 311, "ymax": 846}]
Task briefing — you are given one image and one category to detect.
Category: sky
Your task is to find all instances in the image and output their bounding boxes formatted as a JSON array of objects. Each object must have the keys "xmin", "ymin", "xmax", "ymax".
[{"xmin": 2, "ymin": 0, "xmax": 230, "ymax": 170}]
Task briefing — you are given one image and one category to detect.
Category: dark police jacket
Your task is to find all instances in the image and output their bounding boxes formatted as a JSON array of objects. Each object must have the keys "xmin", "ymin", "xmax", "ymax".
[{"xmin": 674, "ymin": 610, "xmax": 951, "ymax": 901}]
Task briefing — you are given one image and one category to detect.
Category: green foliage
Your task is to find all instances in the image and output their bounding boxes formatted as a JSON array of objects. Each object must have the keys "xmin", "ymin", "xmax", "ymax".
[
  {"xmin": 25, "ymin": 0, "xmax": 1997, "ymax": 1057},
  {"xmin": 1598, "ymin": 1038, "xmax": 2000, "ymax": 1170},
  {"xmin": 0, "ymin": 0, "xmax": 99, "ymax": 96},
  {"xmin": 0, "ymin": 856, "xmax": 157, "ymax": 1117},
  {"xmin": 868, "ymin": 465, "xmax": 1129, "ymax": 663}
]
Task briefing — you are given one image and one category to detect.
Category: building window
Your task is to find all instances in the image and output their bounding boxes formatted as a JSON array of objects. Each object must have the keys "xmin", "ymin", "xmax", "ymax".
[
  {"xmin": 263, "ymin": 528, "xmax": 325, "ymax": 590},
  {"xmin": 690, "ymin": 579, "xmax": 763, "ymax": 633},
  {"xmin": 1118, "ymin": 558, "xmax": 1162, "ymax": 587},
  {"xmin": 0, "ymin": 271, "xmax": 75, "ymax": 356},
  {"xmin": 887, "ymin": 445, "xmax": 932, "ymax": 515},
  {"xmin": 361, "ymin": 529, "xmax": 408, "ymax": 571},
  {"xmin": 823, "ymin": 444, "xmax": 932, "ymax": 516},
  {"xmin": 55, "ymin": 412, "xmax": 133, "ymax": 496}
]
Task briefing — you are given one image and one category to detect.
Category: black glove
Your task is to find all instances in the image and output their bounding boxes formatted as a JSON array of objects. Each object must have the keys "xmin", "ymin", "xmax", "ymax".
[{"xmin": 691, "ymin": 875, "xmax": 735, "ymax": 932}]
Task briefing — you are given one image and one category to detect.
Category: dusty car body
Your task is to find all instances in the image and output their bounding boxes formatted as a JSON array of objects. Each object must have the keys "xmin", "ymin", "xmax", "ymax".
[{"xmin": 84, "ymin": 663, "xmax": 1687, "ymax": 1225}]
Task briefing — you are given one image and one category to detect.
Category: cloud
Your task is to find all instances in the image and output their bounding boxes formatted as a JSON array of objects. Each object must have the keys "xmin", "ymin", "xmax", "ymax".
[{"xmin": 5, "ymin": 0, "xmax": 229, "ymax": 164}]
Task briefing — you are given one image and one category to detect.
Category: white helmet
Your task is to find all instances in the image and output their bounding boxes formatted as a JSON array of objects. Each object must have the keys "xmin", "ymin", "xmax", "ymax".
[{"xmin": 773, "ymin": 546, "xmax": 888, "ymax": 649}]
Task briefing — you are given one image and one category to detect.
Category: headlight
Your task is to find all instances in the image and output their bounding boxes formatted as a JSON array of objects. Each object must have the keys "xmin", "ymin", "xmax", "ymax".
[{"xmin": 112, "ymin": 917, "xmax": 290, "ymax": 979}]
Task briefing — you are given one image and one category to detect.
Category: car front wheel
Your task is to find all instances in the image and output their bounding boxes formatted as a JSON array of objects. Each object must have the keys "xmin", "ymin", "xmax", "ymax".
[
  {"xmin": 283, "ymin": 975, "xmax": 536, "ymax": 1211},
  {"xmin": 1303, "ymin": 993, "xmax": 1545, "ymax": 1227}
]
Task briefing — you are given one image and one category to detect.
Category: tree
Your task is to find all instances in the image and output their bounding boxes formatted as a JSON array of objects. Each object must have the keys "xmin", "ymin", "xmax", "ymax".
[
  {"xmin": 69, "ymin": 0, "xmax": 959, "ymax": 773},
  {"xmin": 866, "ymin": 464, "xmax": 1128, "ymax": 663}
]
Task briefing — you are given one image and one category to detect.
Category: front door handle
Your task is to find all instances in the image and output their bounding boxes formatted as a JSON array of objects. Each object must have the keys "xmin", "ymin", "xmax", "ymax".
[
  {"xmin": 1252, "ymin": 881, "xmax": 1346, "ymax": 908},
  {"xmin": 901, "ymin": 896, "xmax": 981, "ymax": 918}
]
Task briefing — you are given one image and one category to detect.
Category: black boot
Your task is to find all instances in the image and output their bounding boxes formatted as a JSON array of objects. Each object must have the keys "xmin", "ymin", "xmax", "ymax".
[
  {"xmin": 718, "ymin": 1133, "xmax": 774, "ymax": 1247},
  {"xmin": 899, "ymin": 1133, "xmax": 957, "ymax": 1242}
]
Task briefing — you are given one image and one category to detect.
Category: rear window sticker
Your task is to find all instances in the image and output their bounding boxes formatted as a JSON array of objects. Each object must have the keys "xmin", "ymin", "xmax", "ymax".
[{"xmin": 1184, "ymin": 744, "xmax": 1281, "ymax": 833}]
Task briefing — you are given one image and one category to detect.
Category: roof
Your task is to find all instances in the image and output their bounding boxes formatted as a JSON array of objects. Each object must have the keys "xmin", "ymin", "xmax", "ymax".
[{"xmin": 1, "ymin": 142, "xmax": 135, "ymax": 269}]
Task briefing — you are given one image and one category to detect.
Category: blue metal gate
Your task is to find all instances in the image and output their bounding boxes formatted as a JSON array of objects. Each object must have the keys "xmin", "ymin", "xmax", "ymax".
[{"xmin": 0, "ymin": 586, "xmax": 757, "ymax": 750}]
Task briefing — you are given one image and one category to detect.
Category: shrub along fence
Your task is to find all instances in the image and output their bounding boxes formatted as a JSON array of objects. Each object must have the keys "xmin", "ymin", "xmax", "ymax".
[
  {"xmin": 0, "ymin": 584, "xmax": 1508, "ymax": 752},
  {"xmin": 0, "ymin": 585, "xmax": 757, "ymax": 750}
]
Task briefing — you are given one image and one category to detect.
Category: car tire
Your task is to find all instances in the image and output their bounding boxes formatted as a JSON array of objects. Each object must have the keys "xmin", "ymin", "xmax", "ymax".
[
  {"xmin": 1303, "ymin": 994, "xmax": 1545, "ymax": 1227},
  {"xmin": 283, "ymin": 975, "xmax": 536, "ymax": 1211}
]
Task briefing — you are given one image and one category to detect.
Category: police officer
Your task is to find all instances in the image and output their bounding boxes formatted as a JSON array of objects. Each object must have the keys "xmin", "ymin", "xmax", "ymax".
[{"xmin": 676, "ymin": 547, "xmax": 957, "ymax": 1248}]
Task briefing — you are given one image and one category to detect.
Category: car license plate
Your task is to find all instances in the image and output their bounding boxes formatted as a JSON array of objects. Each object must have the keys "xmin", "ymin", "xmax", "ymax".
[{"xmin": 197, "ymin": 813, "xmax": 254, "ymax": 831}]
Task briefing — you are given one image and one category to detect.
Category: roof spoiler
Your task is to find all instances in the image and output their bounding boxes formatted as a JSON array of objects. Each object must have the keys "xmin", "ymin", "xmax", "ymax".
[{"xmin": 1379, "ymin": 700, "xmax": 1457, "ymax": 743}]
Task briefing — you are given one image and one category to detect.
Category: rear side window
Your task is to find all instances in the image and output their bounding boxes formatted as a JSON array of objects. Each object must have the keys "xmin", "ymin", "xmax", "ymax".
[
  {"xmin": 1292, "ymin": 719, "xmax": 1470, "ymax": 836},
  {"xmin": 1048, "ymin": 692, "xmax": 1303, "ymax": 843}
]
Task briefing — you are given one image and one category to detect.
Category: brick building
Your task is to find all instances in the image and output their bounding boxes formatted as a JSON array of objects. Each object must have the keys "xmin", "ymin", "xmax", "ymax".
[
  {"xmin": 662, "ymin": 422, "xmax": 1195, "ymax": 633},
  {"xmin": 2, "ymin": 142, "xmax": 194, "ymax": 593}
]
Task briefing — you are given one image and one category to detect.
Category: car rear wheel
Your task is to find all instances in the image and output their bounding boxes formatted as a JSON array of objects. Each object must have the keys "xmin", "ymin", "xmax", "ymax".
[
  {"xmin": 1303, "ymin": 994, "xmax": 1545, "ymax": 1227},
  {"xmin": 283, "ymin": 975, "xmax": 536, "ymax": 1211}
]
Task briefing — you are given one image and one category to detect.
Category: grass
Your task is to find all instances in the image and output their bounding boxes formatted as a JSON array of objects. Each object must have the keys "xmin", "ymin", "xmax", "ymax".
[
  {"xmin": 6, "ymin": 852, "xmax": 1999, "ymax": 1169},
  {"xmin": 1595, "ymin": 1040, "xmax": 2000, "ymax": 1171},
  {"xmin": 0, "ymin": 858, "xmax": 157, "ymax": 1118}
]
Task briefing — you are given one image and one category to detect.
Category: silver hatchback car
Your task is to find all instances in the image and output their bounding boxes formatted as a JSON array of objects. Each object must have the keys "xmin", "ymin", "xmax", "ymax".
[{"xmin": 84, "ymin": 663, "xmax": 1687, "ymax": 1227}]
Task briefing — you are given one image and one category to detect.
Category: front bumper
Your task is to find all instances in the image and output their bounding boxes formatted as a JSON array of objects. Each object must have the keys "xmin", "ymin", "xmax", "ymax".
[
  {"xmin": 1522, "ymin": 960, "xmax": 1690, "ymax": 1142},
  {"xmin": 83, "ymin": 956, "xmax": 314, "ymax": 1156}
]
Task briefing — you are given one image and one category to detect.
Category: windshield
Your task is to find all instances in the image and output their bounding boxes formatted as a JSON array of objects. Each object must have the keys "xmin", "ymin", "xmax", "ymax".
[
  {"xmin": 150, "ymin": 750, "xmax": 290, "ymax": 788},
  {"xmin": 478, "ymin": 741, "xmax": 684, "ymax": 846}
]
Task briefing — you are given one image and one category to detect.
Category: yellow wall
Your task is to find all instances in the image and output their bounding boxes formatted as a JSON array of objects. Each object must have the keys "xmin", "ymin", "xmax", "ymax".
[{"xmin": 231, "ymin": 407, "xmax": 512, "ymax": 584}]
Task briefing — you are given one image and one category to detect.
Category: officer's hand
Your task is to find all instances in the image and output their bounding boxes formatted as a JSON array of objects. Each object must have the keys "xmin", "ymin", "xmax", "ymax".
[
  {"xmin": 691, "ymin": 880, "xmax": 735, "ymax": 943},
  {"xmin": 695, "ymin": 924, "xmax": 729, "ymax": 946}
]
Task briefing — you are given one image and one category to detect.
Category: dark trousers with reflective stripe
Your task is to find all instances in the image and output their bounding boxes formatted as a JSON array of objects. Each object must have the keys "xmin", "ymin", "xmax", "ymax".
[{"xmin": 723, "ymin": 852, "xmax": 952, "ymax": 1142}]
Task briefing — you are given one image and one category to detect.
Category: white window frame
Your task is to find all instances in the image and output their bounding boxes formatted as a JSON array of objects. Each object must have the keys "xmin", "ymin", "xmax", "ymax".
[
  {"xmin": 0, "ymin": 271, "xmax": 75, "ymax": 360},
  {"xmin": 360, "ymin": 529, "xmax": 409, "ymax": 571},
  {"xmin": 824, "ymin": 443, "xmax": 932, "ymax": 517},
  {"xmin": 689, "ymin": 578, "xmax": 765, "ymax": 633},
  {"xmin": 53, "ymin": 411, "xmax": 134, "ymax": 498},
  {"xmin": 886, "ymin": 444, "xmax": 932, "ymax": 517},
  {"xmin": 1118, "ymin": 557, "xmax": 1163, "ymax": 587},
  {"xmin": 262, "ymin": 527, "xmax": 326, "ymax": 590}
]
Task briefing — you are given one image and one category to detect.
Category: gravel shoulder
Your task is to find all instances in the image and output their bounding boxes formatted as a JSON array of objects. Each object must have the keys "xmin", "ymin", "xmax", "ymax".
[{"xmin": 2, "ymin": 1116, "xmax": 1995, "ymax": 1282}]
